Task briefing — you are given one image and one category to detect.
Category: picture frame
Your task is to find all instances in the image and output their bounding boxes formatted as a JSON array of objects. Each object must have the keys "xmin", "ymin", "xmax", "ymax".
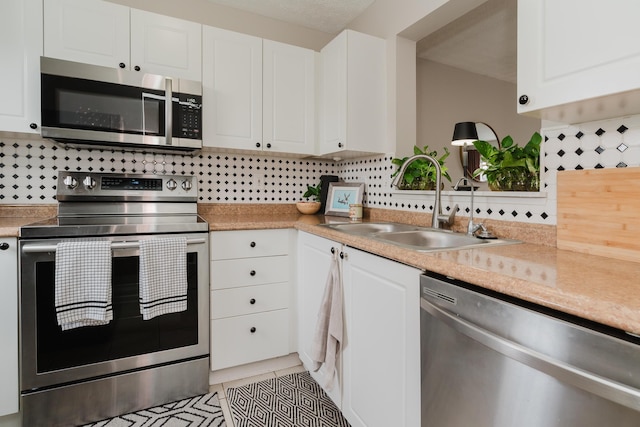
[{"xmin": 324, "ymin": 182, "xmax": 365, "ymax": 217}]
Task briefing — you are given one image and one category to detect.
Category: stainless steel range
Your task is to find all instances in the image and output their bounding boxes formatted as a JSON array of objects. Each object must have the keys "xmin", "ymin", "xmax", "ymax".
[{"xmin": 19, "ymin": 172, "xmax": 209, "ymax": 427}]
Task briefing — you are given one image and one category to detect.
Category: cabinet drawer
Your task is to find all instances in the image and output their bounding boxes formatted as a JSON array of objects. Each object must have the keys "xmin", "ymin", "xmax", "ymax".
[
  {"xmin": 211, "ymin": 282, "xmax": 288, "ymax": 319},
  {"xmin": 211, "ymin": 255, "xmax": 288, "ymax": 289},
  {"xmin": 211, "ymin": 309, "xmax": 290, "ymax": 370},
  {"xmin": 211, "ymin": 229, "xmax": 289, "ymax": 260}
]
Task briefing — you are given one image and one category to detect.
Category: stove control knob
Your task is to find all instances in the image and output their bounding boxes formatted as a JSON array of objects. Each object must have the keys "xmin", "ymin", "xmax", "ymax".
[
  {"xmin": 166, "ymin": 179, "xmax": 178, "ymax": 191},
  {"xmin": 83, "ymin": 176, "xmax": 96, "ymax": 189},
  {"xmin": 63, "ymin": 175, "xmax": 78, "ymax": 189},
  {"xmin": 181, "ymin": 180, "xmax": 192, "ymax": 191}
]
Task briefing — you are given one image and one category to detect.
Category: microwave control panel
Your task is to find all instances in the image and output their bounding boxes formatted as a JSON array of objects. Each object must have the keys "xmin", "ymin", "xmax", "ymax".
[{"xmin": 175, "ymin": 93, "xmax": 202, "ymax": 140}]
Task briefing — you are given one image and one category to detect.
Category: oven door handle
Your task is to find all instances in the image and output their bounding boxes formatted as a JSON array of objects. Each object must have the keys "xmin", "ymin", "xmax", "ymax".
[{"xmin": 21, "ymin": 237, "xmax": 207, "ymax": 253}]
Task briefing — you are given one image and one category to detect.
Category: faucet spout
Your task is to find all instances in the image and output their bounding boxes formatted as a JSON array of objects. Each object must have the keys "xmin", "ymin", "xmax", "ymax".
[{"xmin": 391, "ymin": 154, "xmax": 443, "ymax": 228}]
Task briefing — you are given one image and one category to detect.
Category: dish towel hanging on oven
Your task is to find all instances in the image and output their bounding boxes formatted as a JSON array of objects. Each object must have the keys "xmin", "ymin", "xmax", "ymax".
[
  {"xmin": 310, "ymin": 249, "xmax": 343, "ymax": 391},
  {"xmin": 139, "ymin": 237, "xmax": 188, "ymax": 320},
  {"xmin": 54, "ymin": 240, "xmax": 113, "ymax": 331}
]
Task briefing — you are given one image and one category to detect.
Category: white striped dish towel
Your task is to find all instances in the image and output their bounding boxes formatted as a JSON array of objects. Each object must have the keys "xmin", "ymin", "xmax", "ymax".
[
  {"xmin": 139, "ymin": 237, "xmax": 188, "ymax": 320},
  {"xmin": 55, "ymin": 240, "xmax": 113, "ymax": 331}
]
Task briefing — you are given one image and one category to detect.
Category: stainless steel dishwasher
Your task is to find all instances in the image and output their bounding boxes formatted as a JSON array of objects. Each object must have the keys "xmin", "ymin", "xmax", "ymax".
[{"xmin": 420, "ymin": 272, "xmax": 640, "ymax": 427}]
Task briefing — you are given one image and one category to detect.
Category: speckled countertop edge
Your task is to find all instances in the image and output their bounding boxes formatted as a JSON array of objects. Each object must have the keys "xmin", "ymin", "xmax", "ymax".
[
  {"xmin": 203, "ymin": 211, "xmax": 640, "ymax": 335},
  {"xmin": 3, "ymin": 204, "xmax": 639, "ymax": 334}
]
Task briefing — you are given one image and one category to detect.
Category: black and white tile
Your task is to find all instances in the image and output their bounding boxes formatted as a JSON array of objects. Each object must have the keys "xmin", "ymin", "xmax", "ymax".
[{"xmin": 1, "ymin": 113, "xmax": 639, "ymax": 226}]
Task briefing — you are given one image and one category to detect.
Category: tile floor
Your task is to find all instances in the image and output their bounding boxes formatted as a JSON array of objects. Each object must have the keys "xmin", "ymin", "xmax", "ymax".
[{"xmin": 209, "ymin": 364, "xmax": 308, "ymax": 426}]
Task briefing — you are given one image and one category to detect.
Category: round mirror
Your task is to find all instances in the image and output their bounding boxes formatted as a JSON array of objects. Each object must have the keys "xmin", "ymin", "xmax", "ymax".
[{"xmin": 459, "ymin": 122, "xmax": 500, "ymax": 182}]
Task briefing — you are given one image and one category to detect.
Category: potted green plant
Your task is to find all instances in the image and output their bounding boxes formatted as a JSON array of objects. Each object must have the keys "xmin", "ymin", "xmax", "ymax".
[
  {"xmin": 391, "ymin": 145, "xmax": 452, "ymax": 190},
  {"xmin": 472, "ymin": 132, "xmax": 541, "ymax": 191},
  {"xmin": 296, "ymin": 182, "xmax": 322, "ymax": 214}
]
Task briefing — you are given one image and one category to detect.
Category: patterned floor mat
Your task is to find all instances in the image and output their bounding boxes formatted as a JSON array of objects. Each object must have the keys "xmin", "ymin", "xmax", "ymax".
[
  {"xmin": 226, "ymin": 371, "xmax": 350, "ymax": 427},
  {"xmin": 84, "ymin": 392, "xmax": 226, "ymax": 427}
]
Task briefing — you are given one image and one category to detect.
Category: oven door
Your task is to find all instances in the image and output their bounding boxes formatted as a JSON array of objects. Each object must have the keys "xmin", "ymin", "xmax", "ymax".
[{"xmin": 19, "ymin": 232, "xmax": 209, "ymax": 392}]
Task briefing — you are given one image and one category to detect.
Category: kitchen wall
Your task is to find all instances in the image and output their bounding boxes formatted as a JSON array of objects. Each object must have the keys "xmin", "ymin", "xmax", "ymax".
[
  {"xmin": 105, "ymin": 0, "xmax": 332, "ymax": 51},
  {"xmin": 2, "ymin": 112, "xmax": 639, "ymax": 226},
  {"xmin": 416, "ymin": 58, "xmax": 541, "ymax": 185}
]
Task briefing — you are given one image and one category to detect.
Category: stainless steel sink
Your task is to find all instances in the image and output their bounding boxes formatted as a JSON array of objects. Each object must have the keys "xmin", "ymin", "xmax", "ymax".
[
  {"xmin": 318, "ymin": 222, "xmax": 519, "ymax": 252},
  {"xmin": 371, "ymin": 229, "xmax": 517, "ymax": 251},
  {"xmin": 321, "ymin": 222, "xmax": 420, "ymax": 234}
]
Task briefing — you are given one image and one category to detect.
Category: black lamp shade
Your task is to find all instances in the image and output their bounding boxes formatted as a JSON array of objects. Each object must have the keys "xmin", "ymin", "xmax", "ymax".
[{"xmin": 452, "ymin": 122, "xmax": 479, "ymax": 145}]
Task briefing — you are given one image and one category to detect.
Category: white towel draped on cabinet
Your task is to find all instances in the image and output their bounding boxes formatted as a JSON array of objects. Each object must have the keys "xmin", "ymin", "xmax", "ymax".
[{"xmin": 310, "ymin": 249, "xmax": 344, "ymax": 391}]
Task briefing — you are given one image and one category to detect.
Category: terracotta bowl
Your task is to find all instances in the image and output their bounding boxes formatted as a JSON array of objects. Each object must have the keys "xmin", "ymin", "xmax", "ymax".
[{"xmin": 296, "ymin": 201, "xmax": 322, "ymax": 215}]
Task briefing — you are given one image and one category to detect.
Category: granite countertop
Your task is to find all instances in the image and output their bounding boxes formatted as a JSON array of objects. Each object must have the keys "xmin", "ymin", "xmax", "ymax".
[
  {"xmin": 201, "ymin": 211, "xmax": 640, "ymax": 336},
  {"xmin": 3, "ymin": 205, "xmax": 640, "ymax": 335}
]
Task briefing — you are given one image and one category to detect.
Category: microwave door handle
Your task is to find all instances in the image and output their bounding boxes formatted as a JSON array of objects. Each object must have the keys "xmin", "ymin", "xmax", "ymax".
[{"xmin": 165, "ymin": 78, "xmax": 173, "ymax": 146}]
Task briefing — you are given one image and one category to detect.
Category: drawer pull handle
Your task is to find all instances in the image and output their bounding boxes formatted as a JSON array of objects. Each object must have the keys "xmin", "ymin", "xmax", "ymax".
[
  {"xmin": 330, "ymin": 247, "xmax": 335, "ymax": 254},
  {"xmin": 250, "ymin": 270, "xmax": 256, "ymax": 276},
  {"xmin": 250, "ymin": 241, "xmax": 256, "ymax": 248},
  {"xmin": 250, "ymin": 298, "xmax": 256, "ymax": 305},
  {"xmin": 0, "ymin": 242, "xmax": 9, "ymax": 250},
  {"xmin": 250, "ymin": 327, "xmax": 256, "ymax": 333}
]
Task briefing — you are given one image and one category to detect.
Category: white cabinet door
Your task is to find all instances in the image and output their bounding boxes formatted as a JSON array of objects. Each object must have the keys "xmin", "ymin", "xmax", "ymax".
[
  {"xmin": 319, "ymin": 31, "xmax": 347, "ymax": 155},
  {"xmin": 211, "ymin": 309, "xmax": 290, "ymax": 370},
  {"xmin": 203, "ymin": 28, "xmax": 316, "ymax": 155},
  {"xmin": 0, "ymin": 0, "xmax": 42, "ymax": 134},
  {"xmin": 517, "ymin": 0, "xmax": 640, "ymax": 123},
  {"xmin": 44, "ymin": 0, "xmax": 201, "ymax": 80},
  {"xmin": 0, "ymin": 238, "xmax": 18, "ymax": 416},
  {"xmin": 296, "ymin": 231, "xmax": 343, "ymax": 408},
  {"xmin": 263, "ymin": 40, "xmax": 316, "ymax": 155},
  {"xmin": 342, "ymin": 247, "xmax": 421, "ymax": 427},
  {"xmin": 319, "ymin": 30, "xmax": 388, "ymax": 157},
  {"xmin": 44, "ymin": 0, "xmax": 129, "ymax": 69},
  {"xmin": 130, "ymin": 8, "xmax": 202, "ymax": 80},
  {"xmin": 202, "ymin": 26, "xmax": 263, "ymax": 151}
]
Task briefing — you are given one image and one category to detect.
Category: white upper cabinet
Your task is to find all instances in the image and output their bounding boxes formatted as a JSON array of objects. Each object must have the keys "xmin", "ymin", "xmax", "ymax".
[
  {"xmin": 202, "ymin": 27, "xmax": 263, "ymax": 151},
  {"xmin": 44, "ymin": 0, "xmax": 129, "ymax": 69},
  {"xmin": 263, "ymin": 40, "xmax": 316, "ymax": 155},
  {"xmin": 44, "ymin": 0, "xmax": 201, "ymax": 80},
  {"xmin": 0, "ymin": 0, "xmax": 42, "ymax": 134},
  {"xmin": 517, "ymin": 0, "xmax": 640, "ymax": 123},
  {"xmin": 319, "ymin": 30, "xmax": 388, "ymax": 157},
  {"xmin": 202, "ymin": 26, "xmax": 316, "ymax": 154},
  {"xmin": 130, "ymin": 9, "xmax": 202, "ymax": 81}
]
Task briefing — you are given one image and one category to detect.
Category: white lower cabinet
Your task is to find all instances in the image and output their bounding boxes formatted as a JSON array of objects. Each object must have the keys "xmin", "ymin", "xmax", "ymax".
[
  {"xmin": 297, "ymin": 232, "xmax": 342, "ymax": 407},
  {"xmin": 341, "ymin": 246, "xmax": 421, "ymax": 427},
  {"xmin": 0, "ymin": 238, "xmax": 19, "ymax": 417},
  {"xmin": 297, "ymin": 231, "xmax": 421, "ymax": 427},
  {"xmin": 210, "ymin": 229, "xmax": 293, "ymax": 371}
]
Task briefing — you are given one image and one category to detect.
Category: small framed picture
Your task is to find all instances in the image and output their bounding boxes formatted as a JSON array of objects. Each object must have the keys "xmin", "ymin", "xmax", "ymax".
[{"xmin": 324, "ymin": 182, "xmax": 365, "ymax": 217}]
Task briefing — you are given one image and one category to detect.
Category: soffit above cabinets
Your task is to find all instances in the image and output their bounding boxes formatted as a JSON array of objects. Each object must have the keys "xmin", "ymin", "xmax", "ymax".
[
  {"xmin": 416, "ymin": 0, "xmax": 517, "ymax": 84},
  {"xmin": 203, "ymin": 0, "xmax": 376, "ymax": 34}
]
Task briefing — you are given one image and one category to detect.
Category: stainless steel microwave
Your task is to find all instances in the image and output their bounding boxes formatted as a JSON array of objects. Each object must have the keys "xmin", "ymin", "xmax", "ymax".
[{"xmin": 40, "ymin": 57, "xmax": 202, "ymax": 152}]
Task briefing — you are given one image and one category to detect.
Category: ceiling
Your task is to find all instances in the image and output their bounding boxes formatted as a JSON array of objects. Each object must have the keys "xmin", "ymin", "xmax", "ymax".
[
  {"xmin": 417, "ymin": 0, "xmax": 517, "ymax": 83},
  {"xmin": 204, "ymin": 0, "xmax": 516, "ymax": 84},
  {"xmin": 204, "ymin": 0, "xmax": 376, "ymax": 34}
]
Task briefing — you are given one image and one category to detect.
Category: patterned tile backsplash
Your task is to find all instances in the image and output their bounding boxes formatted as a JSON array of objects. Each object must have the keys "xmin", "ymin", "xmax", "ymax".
[{"xmin": 1, "ymin": 114, "xmax": 639, "ymax": 225}]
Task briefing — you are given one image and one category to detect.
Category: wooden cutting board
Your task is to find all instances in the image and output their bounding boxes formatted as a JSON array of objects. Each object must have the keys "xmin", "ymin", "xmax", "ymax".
[{"xmin": 557, "ymin": 167, "xmax": 640, "ymax": 263}]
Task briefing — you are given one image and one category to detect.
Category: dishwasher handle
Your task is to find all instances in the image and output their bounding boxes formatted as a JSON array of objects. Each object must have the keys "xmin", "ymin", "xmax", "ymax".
[{"xmin": 421, "ymin": 297, "xmax": 640, "ymax": 412}]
